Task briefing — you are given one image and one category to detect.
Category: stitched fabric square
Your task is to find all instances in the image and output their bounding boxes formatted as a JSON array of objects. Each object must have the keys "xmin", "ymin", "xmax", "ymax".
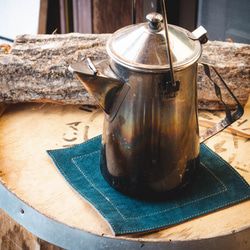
[{"xmin": 47, "ymin": 135, "xmax": 250, "ymax": 235}]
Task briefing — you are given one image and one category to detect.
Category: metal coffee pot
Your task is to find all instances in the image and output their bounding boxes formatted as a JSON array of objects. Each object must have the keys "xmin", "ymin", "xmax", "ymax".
[{"xmin": 69, "ymin": 12, "xmax": 243, "ymax": 198}]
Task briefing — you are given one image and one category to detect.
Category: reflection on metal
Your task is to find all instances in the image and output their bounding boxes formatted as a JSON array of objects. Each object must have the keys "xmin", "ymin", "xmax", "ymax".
[
  {"xmin": 69, "ymin": 4, "xmax": 243, "ymax": 198},
  {"xmin": 69, "ymin": 59, "xmax": 130, "ymax": 121},
  {"xmin": 107, "ymin": 16, "xmax": 202, "ymax": 72}
]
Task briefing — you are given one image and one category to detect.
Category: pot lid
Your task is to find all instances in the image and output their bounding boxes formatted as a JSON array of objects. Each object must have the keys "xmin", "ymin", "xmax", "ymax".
[{"xmin": 107, "ymin": 13, "xmax": 202, "ymax": 72}]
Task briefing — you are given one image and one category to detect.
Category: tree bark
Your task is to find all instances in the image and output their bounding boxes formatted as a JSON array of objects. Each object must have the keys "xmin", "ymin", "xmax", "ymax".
[{"xmin": 0, "ymin": 33, "xmax": 249, "ymax": 110}]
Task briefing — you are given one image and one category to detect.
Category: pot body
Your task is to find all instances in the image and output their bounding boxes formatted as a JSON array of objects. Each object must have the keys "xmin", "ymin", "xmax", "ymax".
[{"xmin": 100, "ymin": 60, "xmax": 200, "ymax": 198}]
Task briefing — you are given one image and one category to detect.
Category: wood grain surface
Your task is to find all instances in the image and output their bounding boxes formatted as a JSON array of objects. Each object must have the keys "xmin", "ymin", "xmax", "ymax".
[
  {"xmin": 0, "ymin": 208, "xmax": 64, "ymax": 250},
  {"xmin": 0, "ymin": 99, "xmax": 249, "ymax": 245},
  {"xmin": 92, "ymin": 0, "xmax": 144, "ymax": 33}
]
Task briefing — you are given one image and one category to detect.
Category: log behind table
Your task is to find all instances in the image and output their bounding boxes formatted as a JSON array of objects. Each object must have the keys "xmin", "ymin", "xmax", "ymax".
[{"xmin": 0, "ymin": 33, "xmax": 249, "ymax": 109}]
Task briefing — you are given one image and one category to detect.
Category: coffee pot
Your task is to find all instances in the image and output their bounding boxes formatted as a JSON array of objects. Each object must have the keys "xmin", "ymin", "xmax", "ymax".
[{"xmin": 69, "ymin": 7, "xmax": 243, "ymax": 198}]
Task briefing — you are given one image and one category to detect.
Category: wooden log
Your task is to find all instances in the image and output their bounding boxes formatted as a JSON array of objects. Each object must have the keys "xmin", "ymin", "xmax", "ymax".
[
  {"xmin": 0, "ymin": 33, "xmax": 110, "ymax": 106},
  {"xmin": 0, "ymin": 33, "xmax": 249, "ymax": 110},
  {"xmin": 0, "ymin": 209, "xmax": 64, "ymax": 250},
  {"xmin": 198, "ymin": 41, "xmax": 250, "ymax": 109}
]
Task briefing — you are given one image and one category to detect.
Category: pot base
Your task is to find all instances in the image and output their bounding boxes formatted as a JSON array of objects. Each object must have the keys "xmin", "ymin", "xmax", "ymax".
[{"xmin": 100, "ymin": 144, "xmax": 200, "ymax": 201}]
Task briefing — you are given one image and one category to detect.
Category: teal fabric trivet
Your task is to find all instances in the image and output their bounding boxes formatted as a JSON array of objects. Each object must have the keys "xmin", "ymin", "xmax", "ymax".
[{"xmin": 47, "ymin": 135, "xmax": 250, "ymax": 235}]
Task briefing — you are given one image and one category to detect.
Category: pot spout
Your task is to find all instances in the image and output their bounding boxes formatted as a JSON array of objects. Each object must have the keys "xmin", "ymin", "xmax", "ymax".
[{"xmin": 69, "ymin": 59, "xmax": 130, "ymax": 120}]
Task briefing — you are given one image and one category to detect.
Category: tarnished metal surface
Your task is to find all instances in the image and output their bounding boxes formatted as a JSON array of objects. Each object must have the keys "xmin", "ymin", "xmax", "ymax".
[
  {"xmin": 69, "ymin": 11, "xmax": 243, "ymax": 198},
  {"xmin": 100, "ymin": 61, "xmax": 200, "ymax": 196},
  {"xmin": 69, "ymin": 59, "xmax": 130, "ymax": 121}
]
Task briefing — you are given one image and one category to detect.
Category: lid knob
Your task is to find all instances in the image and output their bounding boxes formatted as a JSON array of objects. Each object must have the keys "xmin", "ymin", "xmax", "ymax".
[{"xmin": 146, "ymin": 13, "xmax": 163, "ymax": 30}]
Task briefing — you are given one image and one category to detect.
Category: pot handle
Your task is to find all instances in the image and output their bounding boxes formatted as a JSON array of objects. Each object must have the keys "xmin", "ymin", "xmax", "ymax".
[
  {"xmin": 199, "ymin": 62, "xmax": 244, "ymax": 143},
  {"xmin": 160, "ymin": 0, "xmax": 179, "ymax": 88},
  {"xmin": 132, "ymin": 0, "xmax": 136, "ymax": 24}
]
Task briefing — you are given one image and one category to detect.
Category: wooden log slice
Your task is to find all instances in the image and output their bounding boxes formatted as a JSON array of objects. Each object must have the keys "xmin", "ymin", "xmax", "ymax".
[{"xmin": 0, "ymin": 100, "xmax": 249, "ymax": 249}]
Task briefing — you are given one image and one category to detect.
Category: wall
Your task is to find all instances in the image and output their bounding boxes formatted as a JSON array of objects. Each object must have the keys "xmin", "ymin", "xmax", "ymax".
[{"xmin": 0, "ymin": 0, "xmax": 41, "ymax": 44}]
